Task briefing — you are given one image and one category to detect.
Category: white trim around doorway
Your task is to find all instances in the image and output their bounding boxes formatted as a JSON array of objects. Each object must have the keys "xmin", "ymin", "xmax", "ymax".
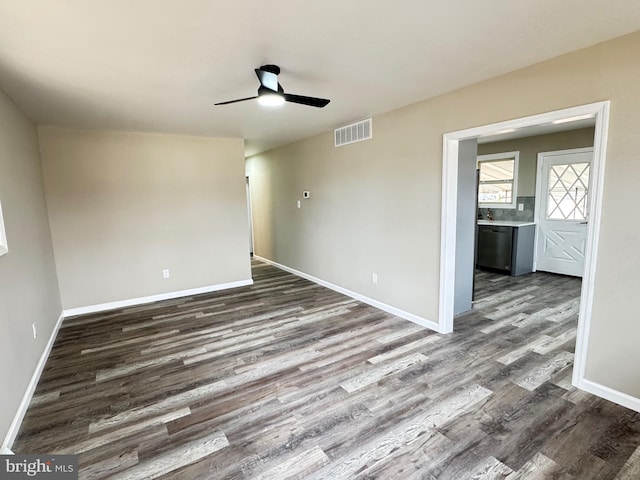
[{"xmin": 439, "ymin": 101, "xmax": 616, "ymax": 403}]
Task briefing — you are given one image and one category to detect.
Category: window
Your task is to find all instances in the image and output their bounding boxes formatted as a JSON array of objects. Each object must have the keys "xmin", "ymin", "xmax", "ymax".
[
  {"xmin": 546, "ymin": 162, "xmax": 590, "ymax": 221},
  {"xmin": 0, "ymin": 201, "xmax": 7, "ymax": 256},
  {"xmin": 477, "ymin": 151, "xmax": 519, "ymax": 209}
]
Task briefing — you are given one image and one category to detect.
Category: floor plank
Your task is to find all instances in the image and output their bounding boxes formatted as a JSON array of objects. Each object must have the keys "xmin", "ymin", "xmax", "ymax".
[{"xmin": 13, "ymin": 261, "xmax": 640, "ymax": 479}]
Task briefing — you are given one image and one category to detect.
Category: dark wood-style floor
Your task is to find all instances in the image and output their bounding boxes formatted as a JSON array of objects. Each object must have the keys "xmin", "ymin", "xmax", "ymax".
[{"xmin": 14, "ymin": 260, "xmax": 640, "ymax": 479}]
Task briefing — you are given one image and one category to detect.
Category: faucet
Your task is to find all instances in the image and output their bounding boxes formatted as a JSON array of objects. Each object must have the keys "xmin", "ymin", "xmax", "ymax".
[{"xmin": 487, "ymin": 208, "xmax": 494, "ymax": 221}]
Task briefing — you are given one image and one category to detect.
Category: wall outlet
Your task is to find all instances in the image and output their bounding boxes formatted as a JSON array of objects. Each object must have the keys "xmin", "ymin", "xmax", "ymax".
[
  {"xmin": 518, "ymin": 203, "xmax": 524, "ymax": 211},
  {"xmin": 32, "ymin": 322, "xmax": 37, "ymax": 339},
  {"xmin": 162, "ymin": 269, "xmax": 170, "ymax": 279},
  {"xmin": 372, "ymin": 272, "xmax": 378, "ymax": 284}
]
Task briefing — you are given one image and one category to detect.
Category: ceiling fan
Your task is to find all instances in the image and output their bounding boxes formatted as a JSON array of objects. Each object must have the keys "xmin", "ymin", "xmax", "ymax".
[{"xmin": 215, "ymin": 64, "xmax": 330, "ymax": 108}]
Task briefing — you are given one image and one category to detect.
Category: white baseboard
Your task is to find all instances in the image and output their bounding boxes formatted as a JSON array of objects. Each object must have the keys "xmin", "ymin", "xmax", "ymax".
[
  {"xmin": 256, "ymin": 257, "xmax": 640, "ymax": 414},
  {"xmin": 2, "ymin": 278, "xmax": 254, "ymax": 450},
  {"xmin": 254, "ymin": 256, "xmax": 440, "ymax": 332},
  {"xmin": 576, "ymin": 377, "xmax": 640, "ymax": 414},
  {"xmin": 2, "ymin": 312, "xmax": 65, "ymax": 451},
  {"xmin": 63, "ymin": 279, "xmax": 254, "ymax": 317}
]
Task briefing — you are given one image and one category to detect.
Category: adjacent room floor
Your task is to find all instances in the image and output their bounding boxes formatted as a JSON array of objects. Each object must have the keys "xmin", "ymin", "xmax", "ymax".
[{"xmin": 13, "ymin": 260, "xmax": 640, "ymax": 479}]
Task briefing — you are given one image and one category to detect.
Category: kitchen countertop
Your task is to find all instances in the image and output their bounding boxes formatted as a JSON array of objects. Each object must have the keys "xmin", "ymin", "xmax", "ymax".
[{"xmin": 477, "ymin": 220, "xmax": 535, "ymax": 227}]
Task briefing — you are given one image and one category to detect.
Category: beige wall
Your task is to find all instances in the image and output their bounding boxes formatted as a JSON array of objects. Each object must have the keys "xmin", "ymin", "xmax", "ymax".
[
  {"xmin": 39, "ymin": 127, "xmax": 251, "ymax": 310},
  {"xmin": 478, "ymin": 127, "xmax": 595, "ymax": 196},
  {"xmin": 247, "ymin": 31, "xmax": 640, "ymax": 399},
  {"xmin": 0, "ymin": 90, "xmax": 61, "ymax": 443}
]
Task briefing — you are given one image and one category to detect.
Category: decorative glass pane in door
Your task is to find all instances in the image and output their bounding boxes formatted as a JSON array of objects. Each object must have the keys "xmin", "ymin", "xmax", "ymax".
[{"xmin": 546, "ymin": 162, "xmax": 590, "ymax": 221}]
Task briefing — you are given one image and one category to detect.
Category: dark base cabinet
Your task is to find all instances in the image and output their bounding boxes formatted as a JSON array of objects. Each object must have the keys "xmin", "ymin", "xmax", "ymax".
[{"xmin": 476, "ymin": 224, "xmax": 535, "ymax": 276}]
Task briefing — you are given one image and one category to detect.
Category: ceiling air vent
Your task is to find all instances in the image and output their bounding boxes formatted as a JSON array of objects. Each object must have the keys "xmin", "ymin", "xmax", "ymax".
[{"xmin": 334, "ymin": 118, "xmax": 372, "ymax": 147}]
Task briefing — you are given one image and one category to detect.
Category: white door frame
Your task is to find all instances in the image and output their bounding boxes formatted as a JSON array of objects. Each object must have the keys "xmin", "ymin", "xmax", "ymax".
[
  {"xmin": 533, "ymin": 147, "xmax": 593, "ymax": 274},
  {"xmin": 439, "ymin": 101, "xmax": 609, "ymax": 390}
]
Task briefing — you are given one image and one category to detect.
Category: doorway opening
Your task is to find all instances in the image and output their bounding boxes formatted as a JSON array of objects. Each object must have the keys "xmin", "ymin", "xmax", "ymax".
[
  {"xmin": 246, "ymin": 176, "xmax": 254, "ymax": 257},
  {"xmin": 439, "ymin": 101, "xmax": 610, "ymax": 392}
]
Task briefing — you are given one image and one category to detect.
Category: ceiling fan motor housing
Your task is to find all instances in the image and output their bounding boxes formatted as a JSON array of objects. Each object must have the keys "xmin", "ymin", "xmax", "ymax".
[{"xmin": 260, "ymin": 64, "xmax": 281, "ymax": 75}]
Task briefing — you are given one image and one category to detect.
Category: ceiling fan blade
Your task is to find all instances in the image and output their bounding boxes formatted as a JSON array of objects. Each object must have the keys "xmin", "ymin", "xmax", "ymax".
[
  {"xmin": 214, "ymin": 95, "xmax": 258, "ymax": 106},
  {"xmin": 284, "ymin": 93, "xmax": 330, "ymax": 108},
  {"xmin": 255, "ymin": 69, "xmax": 279, "ymax": 91}
]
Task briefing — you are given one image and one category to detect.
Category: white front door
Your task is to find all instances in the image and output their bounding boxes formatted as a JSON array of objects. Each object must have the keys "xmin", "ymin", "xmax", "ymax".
[{"xmin": 535, "ymin": 148, "xmax": 592, "ymax": 277}]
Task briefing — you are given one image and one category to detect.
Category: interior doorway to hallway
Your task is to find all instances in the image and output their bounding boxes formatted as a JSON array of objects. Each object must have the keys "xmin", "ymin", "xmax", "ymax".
[{"xmin": 246, "ymin": 176, "xmax": 254, "ymax": 256}]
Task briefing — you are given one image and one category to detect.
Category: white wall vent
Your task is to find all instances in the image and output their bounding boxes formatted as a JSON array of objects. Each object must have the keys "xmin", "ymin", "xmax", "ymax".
[{"xmin": 334, "ymin": 118, "xmax": 372, "ymax": 147}]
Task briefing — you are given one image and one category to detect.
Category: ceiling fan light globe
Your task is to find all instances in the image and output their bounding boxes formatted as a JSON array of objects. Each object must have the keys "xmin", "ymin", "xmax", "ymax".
[{"xmin": 257, "ymin": 92, "xmax": 285, "ymax": 107}]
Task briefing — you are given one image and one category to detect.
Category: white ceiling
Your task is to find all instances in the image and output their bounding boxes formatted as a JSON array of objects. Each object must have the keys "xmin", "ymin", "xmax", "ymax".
[
  {"xmin": 0, "ymin": 1, "xmax": 638, "ymax": 157},
  {"xmin": 477, "ymin": 118, "xmax": 596, "ymax": 144}
]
